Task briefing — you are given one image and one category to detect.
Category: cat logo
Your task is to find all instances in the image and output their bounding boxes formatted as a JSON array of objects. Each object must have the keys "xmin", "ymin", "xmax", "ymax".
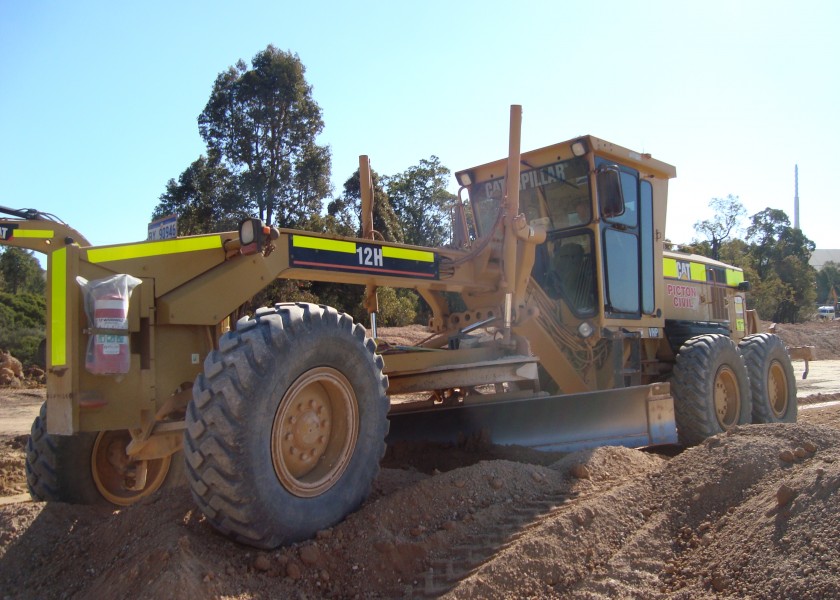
[
  {"xmin": 0, "ymin": 225, "xmax": 14, "ymax": 240},
  {"xmin": 676, "ymin": 260, "xmax": 691, "ymax": 280}
]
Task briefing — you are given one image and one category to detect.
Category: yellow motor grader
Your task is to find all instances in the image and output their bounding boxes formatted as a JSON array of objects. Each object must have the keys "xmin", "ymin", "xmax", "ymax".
[{"xmin": 0, "ymin": 106, "xmax": 795, "ymax": 549}]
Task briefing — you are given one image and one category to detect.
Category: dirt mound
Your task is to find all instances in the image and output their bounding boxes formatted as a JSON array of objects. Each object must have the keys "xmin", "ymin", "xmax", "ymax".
[
  {"xmin": 445, "ymin": 423, "xmax": 840, "ymax": 599},
  {"xmin": 0, "ymin": 435, "xmax": 27, "ymax": 497},
  {"xmin": 1, "ymin": 322, "xmax": 839, "ymax": 598},
  {"xmin": 771, "ymin": 319, "xmax": 840, "ymax": 360},
  {"xmin": 1, "ymin": 423, "xmax": 838, "ymax": 599}
]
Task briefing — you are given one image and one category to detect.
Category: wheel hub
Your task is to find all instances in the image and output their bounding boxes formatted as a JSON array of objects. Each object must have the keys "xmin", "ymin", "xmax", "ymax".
[
  {"xmin": 271, "ymin": 367, "xmax": 358, "ymax": 498},
  {"xmin": 768, "ymin": 360, "xmax": 789, "ymax": 417},
  {"xmin": 91, "ymin": 430, "xmax": 171, "ymax": 505},
  {"xmin": 713, "ymin": 365, "xmax": 740, "ymax": 429},
  {"xmin": 284, "ymin": 397, "xmax": 331, "ymax": 470}
]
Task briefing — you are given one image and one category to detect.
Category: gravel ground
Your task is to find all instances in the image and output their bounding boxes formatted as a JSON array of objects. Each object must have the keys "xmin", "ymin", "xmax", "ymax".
[{"xmin": 0, "ymin": 322, "xmax": 838, "ymax": 599}]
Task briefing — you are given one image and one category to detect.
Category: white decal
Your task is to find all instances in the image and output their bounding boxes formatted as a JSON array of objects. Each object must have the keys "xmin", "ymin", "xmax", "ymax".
[
  {"xmin": 676, "ymin": 261, "xmax": 692, "ymax": 280},
  {"xmin": 520, "ymin": 163, "xmax": 567, "ymax": 191},
  {"xmin": 356, "ymin": 246, "xmax": 383, "ymax": 267}
]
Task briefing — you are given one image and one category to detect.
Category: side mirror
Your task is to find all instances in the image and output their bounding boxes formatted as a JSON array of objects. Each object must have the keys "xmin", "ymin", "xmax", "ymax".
[
  {"xmin": 597, "ymin": 166, "xmax": 625, "ymax": 219},
  {"xmin": 239, "ymin": 218, "xmax": 279, "ymax": 255}
]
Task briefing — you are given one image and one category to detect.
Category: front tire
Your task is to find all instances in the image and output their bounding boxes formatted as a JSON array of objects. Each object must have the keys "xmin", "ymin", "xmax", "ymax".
[
  {"xmin": 671, "ymin": 334, "xmax": 751, "ymax": 446},
  {"xmin": 739, "ymin": 334, "xmax": 797, "ymax": 423},
  {"xmin": 184, "ymin": 303, "xmax": 389, "ymax": 549},
  {"xmin": 26, "ymin": 403, "xmax": 182, "ymax": 505}
]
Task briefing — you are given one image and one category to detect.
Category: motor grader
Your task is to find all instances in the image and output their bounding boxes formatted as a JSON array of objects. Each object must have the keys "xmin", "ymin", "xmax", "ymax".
[{"xmin": 0, "ymin": 106, "xmax": 796, "ymax": 549}]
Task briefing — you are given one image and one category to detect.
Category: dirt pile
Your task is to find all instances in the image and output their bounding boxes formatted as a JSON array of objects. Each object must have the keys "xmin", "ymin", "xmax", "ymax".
[
  {"xmin": 1, "ymin": 323, "xmax": 839, "ymax": 598},
  {"xmin": 772, "ymin": 319, "xmax": 840, "ymax": 359},
  {"xmin": 444, "ymin": 423, "xmax": 840, "ymax": 599},
  {"xmin": 0, "ymin": 350, "xmax": 45, "ymax": 388},
  {"xmin": 0, "ymin": 419, "xmax": 838, "ymax": 599}
]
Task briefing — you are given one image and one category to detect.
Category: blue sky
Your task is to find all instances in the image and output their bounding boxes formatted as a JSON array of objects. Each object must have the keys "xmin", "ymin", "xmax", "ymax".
[{"xmin": 2, "ymin": 0, "xmax": 838, "ymax": 260}]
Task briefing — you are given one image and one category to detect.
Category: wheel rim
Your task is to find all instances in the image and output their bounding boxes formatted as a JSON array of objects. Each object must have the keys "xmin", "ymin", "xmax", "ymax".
[
  {"xmin": 767, "ymin": 360, "xmax": 790, "ymax": 418},
  {"xmin": 271, "ymin": 367, "xmax": 359, "ymax": 498},
  {"xmin": 713, "ymin": 365, "xmax": 740, "ymax": 429},
  {"xmin": 91, "ymin": 430, "xmax": 171, "ymax": 506}
]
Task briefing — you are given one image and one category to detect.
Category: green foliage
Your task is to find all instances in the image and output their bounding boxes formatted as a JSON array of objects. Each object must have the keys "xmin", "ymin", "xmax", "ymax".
[
  {"xmin": 0, "ymin": 291, "xmax": 46, "ymax": 365},
  {"xmin": 672, "ymin": 239, "xmax": 712, "ymax": 258},
  {"xmin": 689, "ymin": 199, "xmax": 817, "ymax": 324},
  {"xmin": 816, "ymin": 261, "xmax": 840, "ymax": 305},
  {"xmin": 329, "ymin": 168, "xmax": 404, "ymax": 243},
  {"xmin": 150, "ymin": 48, "xmax": 464, "ymax": 320},
  {"xmin": 693, "ymin": 195, "xmax": 746, "ymax": 260},
  {"xmin": 153, "ymin": 155, "xmax": 243, "ymax": 235},
  {"xmin": 0, "ymin": 247, "xmax": 45, "ymax": 295},
  {"xmin": 743, "ymin": 207, "xmax": 816, "ymax": 323},
  {"xmin": 198, "ymin": 45, "xmax": 331, "ymax": 229},
  {"xmin": 385, "ymin": 156, "xmax": 455, "ymax": 247},
  {"xmin": 717, "ymin": 238, "xmax": 751, "ymax": 270},
  {"xmin": 357, "ymin": 287, "xmax": 418, "ymax": 327}
]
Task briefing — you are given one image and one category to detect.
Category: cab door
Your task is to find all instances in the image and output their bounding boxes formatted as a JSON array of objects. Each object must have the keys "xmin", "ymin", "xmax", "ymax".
[{"xmin": 597, "ymin": 161, "xmax": 655, "ymax": 319}]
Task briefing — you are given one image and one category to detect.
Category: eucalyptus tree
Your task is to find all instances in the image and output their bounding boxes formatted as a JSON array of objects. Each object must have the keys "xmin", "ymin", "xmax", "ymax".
[
  {"xmin": 693, "ymin": 195, "xmax": 747, "ymax": 261},
  {"xmin": 385, "ymin": 156, "xmax": 456, "ymax": 248},
  {"xmin": 198, "ymin": 46, "xmax": 331, "ymax": 229}
]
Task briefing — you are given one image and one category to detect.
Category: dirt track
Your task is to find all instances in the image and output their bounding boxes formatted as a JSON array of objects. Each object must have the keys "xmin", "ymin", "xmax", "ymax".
[{"xmin": 0, "ymin": 325, "xmax": 839, "ymax": 599}]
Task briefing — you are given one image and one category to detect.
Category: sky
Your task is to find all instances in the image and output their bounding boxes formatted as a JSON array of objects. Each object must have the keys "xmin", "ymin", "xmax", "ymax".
[{"xmin": 1, "ymin": 0, "xmax": 838, "ymax": 263}]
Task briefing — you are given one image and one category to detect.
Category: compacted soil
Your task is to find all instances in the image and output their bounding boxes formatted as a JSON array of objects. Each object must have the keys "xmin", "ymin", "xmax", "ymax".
[{"xmin": 0, "ymin": 321, "xmax": 838, "ymax": 599}]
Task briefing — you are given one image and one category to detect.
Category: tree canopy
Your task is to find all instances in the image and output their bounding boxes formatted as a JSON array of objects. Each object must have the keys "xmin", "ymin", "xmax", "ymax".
[
  {"xmin": 152, "ymin": 155, "xmax": 241, "ymax": 235},
  {"xmin": 328, "ymin": 167, "xmax": 403, "ymax": 243},
  {"xmin": 0, "ymin": 248, "xmax": 46, "ymax": 365},
  {"xmin": 150, "ymin": 47, "xmax": 458, "ymax": 325},
  {"xmin": 385, "ymin": 156, "xmax": 455, "ymax": 247},
  {"xmin": 198, "ymin": 46, "xmax": 331, "ymax": 230},
  {"xmin": 816, "ymin": 261, "xmax": 840, "ymax": 306},
  {"xmin": 690, "ymin": 200, "xmax": 816, "ymax": 323},
  {"xmin": 0, "ymin": 247, "xmax": 45, "ymax": 295},
  {"xmin": 693, "ymin": 195, "xmax": 746, "ymax": 260}
]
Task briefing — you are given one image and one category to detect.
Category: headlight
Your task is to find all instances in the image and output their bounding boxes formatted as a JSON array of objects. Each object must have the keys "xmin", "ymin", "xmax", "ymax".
[{"xmin": 577, "ymin": 321, "xmax": 594, "ymax": 338}]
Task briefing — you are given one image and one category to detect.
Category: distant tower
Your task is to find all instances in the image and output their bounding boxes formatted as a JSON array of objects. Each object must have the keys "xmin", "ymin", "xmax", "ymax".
[{"xmin": 794, "ymin": 164, "xmax": 800, "ymax": 230}]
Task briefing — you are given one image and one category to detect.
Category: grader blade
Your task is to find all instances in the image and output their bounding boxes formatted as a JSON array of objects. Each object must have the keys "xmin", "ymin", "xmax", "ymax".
[{"xmin": 387, "ymin": 383, "xmax": 677, "ymax": 453}]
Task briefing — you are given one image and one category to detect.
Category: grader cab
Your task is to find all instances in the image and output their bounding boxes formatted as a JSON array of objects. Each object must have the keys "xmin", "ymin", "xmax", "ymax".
[{"xmin": 1, "ymin": 106, "xmax": 796, "ymax": 549}]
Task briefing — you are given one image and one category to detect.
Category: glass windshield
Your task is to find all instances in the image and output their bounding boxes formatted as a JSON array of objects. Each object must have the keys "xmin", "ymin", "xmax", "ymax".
[
  {"xmin": 534, "ymin": 231, "xmax": 597, "ymax": 316},
  {"xmin": 469, "ymin": 157, "xmax": 591, "ymax": 236}
]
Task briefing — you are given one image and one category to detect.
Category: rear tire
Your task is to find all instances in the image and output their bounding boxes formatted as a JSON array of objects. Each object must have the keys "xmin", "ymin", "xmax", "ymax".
[
  {"xmin": 184, "ymin": 303, "xmax": 389, "ymax": 549},
  {"xmin": 671, "ymin": 334, "xmax": 751, "ymax": 446},
  {"xmin": 26, "ymin": 403, "xmax": 182, "ymax": 505},
  {"xmin": 738, "ymin": 333, "xmax": 797, "ymax": 423}
]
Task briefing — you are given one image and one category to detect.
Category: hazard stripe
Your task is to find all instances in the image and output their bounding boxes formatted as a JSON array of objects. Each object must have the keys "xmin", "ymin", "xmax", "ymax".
[
  {"xmin": 292, "ymin": 236, "xmax": 356, "ymax": 254},
  {"xmin": 50, "ymin": 248, "xmax": 67, "ymax": 367},
  {"xmin": 292, "ymin": 235, "xmax": 435, "ymax": 263},
  {"xmin": 663, "ymin": 256, "xmax": 744, "ymax": 288},
  {"xmin": 289, "ymin": 235, "xmax": 439, "ymax": 279},
  {"xmin": 662, "ymin": 257, "xmax": 678, "ymax": 278},
  {"xmin": 13, "ymin": 229, "xmax": 54, "ymax": 239},
  {"xmin": 726, "ymin": 268, "xmax": 744, "ymax": 286},
  {"xmin": 382, "ymin": 246, "xmax": 435, "ymax": 263},
  {"xmin": 86, "ymin": 236, "xmax": 222, "ymax": 263},
  {"xmin": 689, "ymin": 262, "xmax": 706, "ymax": 281}
]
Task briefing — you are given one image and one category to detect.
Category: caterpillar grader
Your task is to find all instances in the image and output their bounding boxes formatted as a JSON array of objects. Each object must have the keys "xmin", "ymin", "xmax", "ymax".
[{"xmin": 1, "ymin": 106, "xmax": 796, "ymax": 549}]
